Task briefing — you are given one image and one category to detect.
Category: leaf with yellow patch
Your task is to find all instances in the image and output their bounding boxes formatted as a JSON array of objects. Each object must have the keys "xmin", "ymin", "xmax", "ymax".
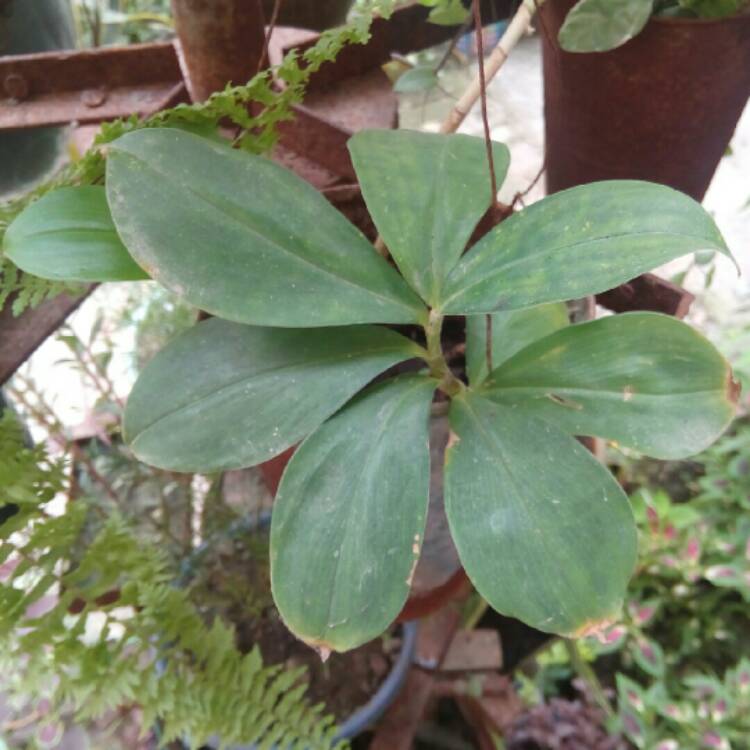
[{"xmin": 481, "ymin": 313, "xmax": 737, "ymax": 459}]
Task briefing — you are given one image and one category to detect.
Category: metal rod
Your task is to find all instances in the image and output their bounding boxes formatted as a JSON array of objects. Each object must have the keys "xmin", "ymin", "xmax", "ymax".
[{"xmin": 170, "ymin": 0, "xmax": 267, "ymax": 102}]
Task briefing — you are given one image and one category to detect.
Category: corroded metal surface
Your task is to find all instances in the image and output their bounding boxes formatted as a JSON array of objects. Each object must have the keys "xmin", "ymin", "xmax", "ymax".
[
  {"xmin": 541, "ymin": 0, "xmax": 750, "ymax": 201},
  {"xmin": 171, "ymin": 0, "xmax": 266, "ymax": 102},
  {"xmin": 261, "ymin": 0, "xmax": 353, "ymax": 31},
  {"xmin": 597, "ymin": 273, "xmax": 694, "ymax": 319},
  {"xmin": 0, "ymin": 290, "xmax": 91, "ymax": 386},
  {"xmin": 0, "ymin": 42, "xmax": 183, "ymax": 129}
]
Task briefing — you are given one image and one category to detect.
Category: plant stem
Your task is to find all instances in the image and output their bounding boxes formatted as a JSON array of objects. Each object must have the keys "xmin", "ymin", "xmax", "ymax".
[
  {"xmin": 564, "ymin": 638, "xmax": 615, "ymax": 719},
  {"xmin": 463, "ymin": 594, "xmax": 489, "ymax": 630},
  {"xmin": 440, "ymin": 0, "xmax": 545, "ymax": 134},
  {"xmin": 471, "ymin": 0, "xmax": 498, "ymax": 203},
  {"xmin": 424, "ymin": 310, "xmax": 463, "ymax": 397}
]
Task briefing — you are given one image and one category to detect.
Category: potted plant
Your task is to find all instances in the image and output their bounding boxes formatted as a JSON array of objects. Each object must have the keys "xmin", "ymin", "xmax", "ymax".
[
  {"xmin": 541, "ymin": 0, "xmax": 750, "ymax": 200},
  {"xmin": 3, "ymin": 126, "xmax": 739, "ymax": 656},
  {"xmin": 261, "ymin": 0, "xmax": 354, "ymax": 30}
]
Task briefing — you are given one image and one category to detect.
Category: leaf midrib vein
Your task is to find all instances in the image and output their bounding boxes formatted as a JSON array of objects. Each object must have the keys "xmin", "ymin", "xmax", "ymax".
[
  {"xmin": 118, "ymin": 151, "xmax": 420, "ymax": 316},
  {"xmin": 129, "ymin": 345, "xmax": 412, "ymax": 445},
  {"xmin": 482, "ymin": 384, "xmax": 725, "ymax": 399},
  {"xmin": 442, "ymin": 229, "xmax": 721, "ymax": 308},
  {"xmin": 320, "ymin": 380, "xmax": 430, "ymax": 640}
]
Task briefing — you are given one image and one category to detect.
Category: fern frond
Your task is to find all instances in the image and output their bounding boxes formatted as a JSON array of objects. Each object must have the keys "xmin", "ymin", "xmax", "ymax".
[{"xmin": 0, "ymin": 413, "xmax": 347, "ymax": 749}]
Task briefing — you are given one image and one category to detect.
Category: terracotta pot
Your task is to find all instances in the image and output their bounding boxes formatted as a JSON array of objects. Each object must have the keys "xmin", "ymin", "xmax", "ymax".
[
  {"xmin": 541, "ymin": 0, "xmax": 750, "ymax": 200},
  {"xmin": 261, "ymin": 0, "xmax": 354, "ymax": 31}
]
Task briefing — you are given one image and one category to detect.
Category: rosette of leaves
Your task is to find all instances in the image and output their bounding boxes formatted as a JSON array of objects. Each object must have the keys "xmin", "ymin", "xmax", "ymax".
[
  {"xmin": 559, "ymin": 0, "xmax": 750, "ymax": 53},
  {"xmin": 3, "ymin": 127, "xmax": 739, "ymax": 654}
]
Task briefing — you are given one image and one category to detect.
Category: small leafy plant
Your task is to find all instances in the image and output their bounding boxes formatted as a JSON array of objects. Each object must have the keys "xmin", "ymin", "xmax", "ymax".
[
  {"xmin": 3, "ymin": 126, "xmax": 739, "ymax": 655},
  {"xmin": 559, "ymin": 0, "xmax": 750, "ymax": 53},
  {"xmin": 616, "ymin": 659, "xmax": 750, "ymax": 750}
]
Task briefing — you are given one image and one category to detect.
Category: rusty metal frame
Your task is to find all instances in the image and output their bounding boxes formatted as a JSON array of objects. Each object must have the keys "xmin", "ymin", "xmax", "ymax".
[
  {"xmin": 0, "ymin": 42, "xmax": 184, "ymax": 129},
  {"xmin": 0, "ymin": 290, "xmax": 91, "ymax": 385},
  {"xmin": 0, "ymin": 2, "xmax": 514, "ymax": 132}
]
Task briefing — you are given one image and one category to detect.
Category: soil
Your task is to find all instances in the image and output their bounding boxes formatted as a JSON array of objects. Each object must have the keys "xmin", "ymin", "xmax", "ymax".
[
  {"xmin": 244, "ymin": 608, "xmax": 399, "ymax": 723},
  {"xmin": 188, "ymin": 528, "xmax": 398, "ymax": 723}
]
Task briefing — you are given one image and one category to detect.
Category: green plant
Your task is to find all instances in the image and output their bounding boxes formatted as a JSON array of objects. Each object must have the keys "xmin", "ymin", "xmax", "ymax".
[
  {"xmin": 537, "ymin": 419, "xmax": 750, "ymax": 748},
  {"xmin": 419, "ymin": 0, "xmax": 470, "ymax": 25},
  {"xmin": 586, "ymin": 423, "xmax": 750, "ymax": 680},
  {"xmin": 3, "ymin": 122, "xmax": 739, "ymax": 654},
  {"xmin": 0, "ymin": 411, "xmax": 344, "ymax": 749},
  {"xmin": 616, "ymin": 660, "xmax": 750, "ymax": 749},
  {"xmin": 559, "ymin": 0, "xmax": 750, "ymax": 53}
]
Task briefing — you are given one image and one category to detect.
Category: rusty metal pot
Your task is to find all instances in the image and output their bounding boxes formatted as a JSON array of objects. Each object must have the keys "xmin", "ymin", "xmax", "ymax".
[
  {"xmin": 261, "ymin": 0, "xmax": 354, "ymax": 30},
  {"xmin": 541, "ymin": 0, "xmax": 750, "ymax": 200}
]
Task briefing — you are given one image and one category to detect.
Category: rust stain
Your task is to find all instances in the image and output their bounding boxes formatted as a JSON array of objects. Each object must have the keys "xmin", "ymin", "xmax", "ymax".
[
  {"xmin": 568, "ymin": 615, "xmax": 618, "ymax": 640},
  {"xmin": 727, "ymin": 369, "xmax": 742, "ymax": 406},
  {"xmin": 298, "ymin": 635, "xmax": 338, "ymax": 660},
  {"xmin": 412, "ymin": 532, "xmax": 421, "ymax": 556},
  {"xmin": 406, "ymin": 555, "xmax": 419, "ymax": 587}
]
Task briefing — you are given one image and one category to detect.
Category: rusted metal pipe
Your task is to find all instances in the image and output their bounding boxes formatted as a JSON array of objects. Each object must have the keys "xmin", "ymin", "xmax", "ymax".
[
  {"xmin": 170, "ymin": 0, "xmax": 267, "ymax": 102},
  {"xmin": 0, "ymin": 43, "xmax": 183, "ymax": 130}
]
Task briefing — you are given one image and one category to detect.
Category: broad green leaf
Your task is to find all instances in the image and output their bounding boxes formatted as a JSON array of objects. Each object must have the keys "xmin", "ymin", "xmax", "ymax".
[
  {"xmin": 2, "ymin": 187, "xmax": 147, "ymax": 282},
  {"xmin": 106, "ymin": 128, "xmax": 426, "ymax": 327},
  {"xmin": 271, "ymin": 376, "xmax": 436, "ymax": 653},
  {"xmin": 632, "ymin": 636, "xmax": 666, "ymax": 678},
  {"xmin": 440, "ymin": 181, "xmax": 732, "ymax": 316},
  {"xmin": 559, "ymin": 0, "xmax": 653, "ymax": 53},
  {"xmin": 466, "ymin": 302, "xmax": 569, "ymax": 386},
  {"xmin": 124, "ymin": 319, "xmax": 424, "ymax": 473},
  {"xmin": 481, "ymin": 313, "xmax": 737, "ymax": 459},
  {"xmin": 349, "ymin": 130, "xmax": 510, "ymax": 305},
  {"xmin": 422, "ymin": 0, "xmax": 471, "ymax": 25},
  {"xmin": 393, "ymin": 66, "xmax": 439, "ymax": 93},
  {"xmin": 445, "ymin": 393, "xmax": 637, "ymax": 636}
]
